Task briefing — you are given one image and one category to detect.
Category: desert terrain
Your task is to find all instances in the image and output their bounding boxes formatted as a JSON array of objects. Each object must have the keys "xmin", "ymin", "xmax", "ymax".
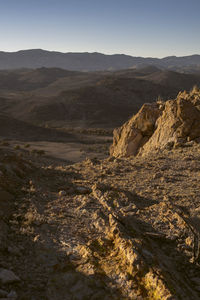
[
  {"xmin": 0, "ymin": 123, "xmax": 200, "ymax": 299},
  {"xmin": 0, "ymin": 64, "xmax": 200, "ymax": 299}
]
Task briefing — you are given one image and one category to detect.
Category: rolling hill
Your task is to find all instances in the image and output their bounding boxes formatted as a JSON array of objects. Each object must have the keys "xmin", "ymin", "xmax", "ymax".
[{"xmin": 0, "ymin": 67, "xmax": 200, "ymax": 129}]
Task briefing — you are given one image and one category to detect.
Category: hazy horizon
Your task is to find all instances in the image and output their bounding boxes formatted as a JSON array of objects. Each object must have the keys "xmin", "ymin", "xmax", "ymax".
[
  {"xmin": 0, "ymin": 0, "xmax": 200, "ymax": 58},
  {"xmin": 0, "ymin": 48, "xmax": 200, "ymax": 60}
]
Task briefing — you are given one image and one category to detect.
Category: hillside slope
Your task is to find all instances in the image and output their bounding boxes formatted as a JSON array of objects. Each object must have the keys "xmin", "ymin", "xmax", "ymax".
[
  {"xmin": 1, "ymin": 68, "xmax": 200, "ymax": 129},
  {"xmin": 0, "ymin": 134, "xmax": 200, "ymax": 299}
]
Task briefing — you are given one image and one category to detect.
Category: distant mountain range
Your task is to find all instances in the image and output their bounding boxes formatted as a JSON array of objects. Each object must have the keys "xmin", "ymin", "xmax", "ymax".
[{"xmin": 0, "ymin": 49, "xmax": 200, "ymax": 72}]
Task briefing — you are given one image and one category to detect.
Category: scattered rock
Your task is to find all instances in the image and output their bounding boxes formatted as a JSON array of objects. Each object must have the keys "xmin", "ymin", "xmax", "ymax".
[
  {"xmin": 7, "ymin": 246, "xmax": 21, "ymax": 256},
  {"xmin": 1, "ymin": 106, "xmax": 200, "ymax": 299},
  {"xmin": 0, "ymin": 269, "xmax": 20, "ymax": 284},
  {"xmin": 152, "ymin": 172, "xmax": 162, "ymax": 179},
  {"xmin": 75, "ymin": 186, "xmax": 91, "ymax": 194},
  {"xmin": 7, "ymin": 290, "xmax": 18, "ymax": 299},
  {"xmin": 191, "ymin": 277, "xmax": 200, "ymax": 285},
  {"xmin": 0, "ymin": 289, "xmax": 8, "ymax": 297},
  {"xmin": 185, "ymin": 237, "xmax": 193, "ymax": 247},
  {"xmin": 58, "ymin": 190, "xmax": 66, "ymax": 197}
]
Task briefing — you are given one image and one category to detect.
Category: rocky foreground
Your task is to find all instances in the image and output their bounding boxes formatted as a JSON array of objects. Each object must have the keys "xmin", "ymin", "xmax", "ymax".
[
  {"xmin": 0, "ymin": 139, "xmax": 200, "ymax": 299},
  {"xmin": 0, "ymin": 88, "xmax": 200, "ymax": 299}
]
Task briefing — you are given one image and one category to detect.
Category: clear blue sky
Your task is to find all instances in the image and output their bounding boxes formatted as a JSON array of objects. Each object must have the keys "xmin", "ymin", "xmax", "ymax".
[{"xmin": 0, "ymin": 0, "xmax": 200, "ymax": 58}]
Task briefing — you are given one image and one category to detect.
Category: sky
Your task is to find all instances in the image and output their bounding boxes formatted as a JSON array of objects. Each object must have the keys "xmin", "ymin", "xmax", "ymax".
[{"xmin": 0, "ymin": 0, "xmax": 200, "ymax": 58}]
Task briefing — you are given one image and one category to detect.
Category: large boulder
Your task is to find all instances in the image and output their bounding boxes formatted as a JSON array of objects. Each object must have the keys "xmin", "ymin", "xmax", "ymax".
[
  {"xmin": 110, "ymin": 87, "xmax": 200, "ymax": 157},
  {"xmin": 110, "ymin": 102, "xmax": 160, "ymax": 157}
]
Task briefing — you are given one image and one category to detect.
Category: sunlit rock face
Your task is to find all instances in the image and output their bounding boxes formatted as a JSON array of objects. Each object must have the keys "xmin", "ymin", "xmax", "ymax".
[
  {"xmin": 110, "ymin": 87, "xmax": 200, "ymax": 157},
  {"xmin": 110, "ymin": 102, "xmax": 160, "ymax": 157}
]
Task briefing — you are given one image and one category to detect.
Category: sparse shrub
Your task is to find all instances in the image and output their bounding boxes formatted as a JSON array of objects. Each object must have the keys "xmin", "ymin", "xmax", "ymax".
[
  {"xmin": 37, "ymin": 149, "xmax": 45, "ymax": 156},
  {"xmin": 86, "ymin": 146, "xmax": 94, "ymax": 152},
  {"xmin": 191, "ymin": 85, "xmax": 199, "ymax": 94},
  {"xmin": 31, "ymin": 149, "xmax": 45, "ymax": 156},
  {"xmin": 156, "ymin": 95, "xmax": 165, "ymax": 105},
  {"xmin": 1, "ymin": 141, "xmax": 10, "ymax": 146},
  {"xmin": 24, "ymin": 144, "xmax": 30, "ymax": 148},
  {"xmin": 14, "ymin": 145, "xmax": 21, "ymax": 150},
  {"xmin": 31, "ymin": 149, "xmax": 37, "ymax": 155}
]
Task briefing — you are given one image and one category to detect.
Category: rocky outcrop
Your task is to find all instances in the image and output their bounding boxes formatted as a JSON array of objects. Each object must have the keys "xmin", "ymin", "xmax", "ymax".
[
  {"xmin": 110, "ymin": 102, "xmax": 161, "ymax": 157},
  {"xmin": 110, "ymin": 87, "xmax": 200, "ymax": 157}
]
